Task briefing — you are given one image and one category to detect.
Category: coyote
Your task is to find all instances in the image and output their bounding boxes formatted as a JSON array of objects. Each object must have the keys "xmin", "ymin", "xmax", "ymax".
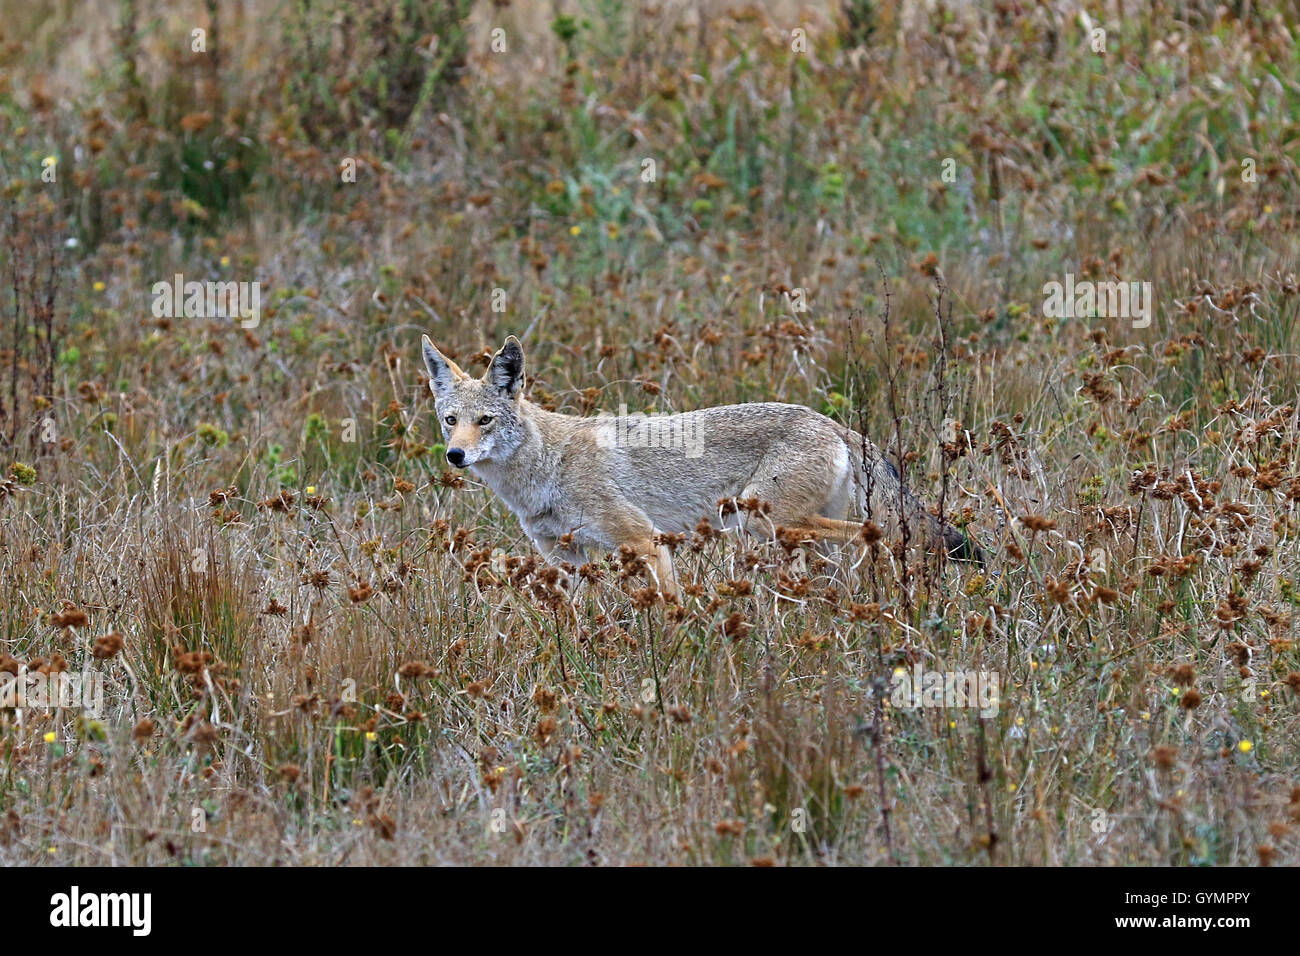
[{"xmin": 421, "ymin": 334, "xmax": 981, "ymax": 596}]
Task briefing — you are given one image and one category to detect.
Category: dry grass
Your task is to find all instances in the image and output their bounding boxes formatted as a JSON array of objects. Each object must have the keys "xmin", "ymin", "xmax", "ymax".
[{"xmin": 0, "ymin": 0, "xmax": 1298, "ymax": 865}]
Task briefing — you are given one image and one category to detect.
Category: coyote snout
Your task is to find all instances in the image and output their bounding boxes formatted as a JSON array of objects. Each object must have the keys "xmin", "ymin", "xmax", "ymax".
[{"xmin": 421, "ymin": 333, "xmax": 982, "ymax": 597}]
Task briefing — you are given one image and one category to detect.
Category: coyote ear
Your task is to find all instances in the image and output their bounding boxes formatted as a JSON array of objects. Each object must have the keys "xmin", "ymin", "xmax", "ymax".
[
  {"xmin": 421, "ymin": 334, "xmax": 465, "ymax": 399},
  {"xmin": 487, "ymin": 335, "xmax": 525, "ymax": 398}
]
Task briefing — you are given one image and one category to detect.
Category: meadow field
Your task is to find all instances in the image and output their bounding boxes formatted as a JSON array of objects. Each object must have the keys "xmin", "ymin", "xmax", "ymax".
[{"xmin": 1, "ymin": 0, "xmax": 1298, "ymax": 866}]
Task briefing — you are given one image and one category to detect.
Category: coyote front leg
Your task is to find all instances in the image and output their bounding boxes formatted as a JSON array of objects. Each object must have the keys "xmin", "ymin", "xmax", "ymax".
[
  {"xmin": 533, "ymin": 534, "xmax": 586, "ymax": 568},
  {"xmin": 596, "ymin": 506, "xmax": 679, "ymax": 599}
]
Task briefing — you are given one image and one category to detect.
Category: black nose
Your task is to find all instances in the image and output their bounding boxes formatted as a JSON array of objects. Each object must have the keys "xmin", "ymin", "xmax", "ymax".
[{"xmin": 447, "ymin": 447, "xmax": 465, "ymax": 467}]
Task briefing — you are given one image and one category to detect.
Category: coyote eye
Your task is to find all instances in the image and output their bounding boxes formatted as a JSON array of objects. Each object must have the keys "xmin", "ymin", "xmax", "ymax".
[
  {"xmin": 479, "ymin": 415, "xmax": 494, "ymax": 426},
  {"xmin": 444, "ymin": 415, "xmax": 457, "ymax": 426}
]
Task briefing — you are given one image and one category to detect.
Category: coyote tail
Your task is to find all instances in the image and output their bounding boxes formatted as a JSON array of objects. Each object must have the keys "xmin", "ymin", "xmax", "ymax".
[{"xmin": 840, "ymin": 427, "xmax": 986, "ymax": 565}]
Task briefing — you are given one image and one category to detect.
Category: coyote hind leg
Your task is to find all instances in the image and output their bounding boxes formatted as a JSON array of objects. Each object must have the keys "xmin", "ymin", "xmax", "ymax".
[
  {"xmin": 772, "ymin": 514, "xmax": 864, "ymax": 544},
  {"xmin": 736, "ymin": 452, "xmax": 860, "ymax": 545}
]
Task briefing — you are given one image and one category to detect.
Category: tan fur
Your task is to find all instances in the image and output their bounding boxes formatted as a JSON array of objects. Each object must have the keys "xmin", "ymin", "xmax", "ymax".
[{"xmin": 422, "ymin": 334, "xmax": 980, "ymax": 598}]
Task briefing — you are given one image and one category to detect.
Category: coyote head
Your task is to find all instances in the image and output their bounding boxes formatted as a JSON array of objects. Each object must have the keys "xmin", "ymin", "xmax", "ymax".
[{"xmin": 421, "ymin": 334, "xmax": 526, "ymax": 469}]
